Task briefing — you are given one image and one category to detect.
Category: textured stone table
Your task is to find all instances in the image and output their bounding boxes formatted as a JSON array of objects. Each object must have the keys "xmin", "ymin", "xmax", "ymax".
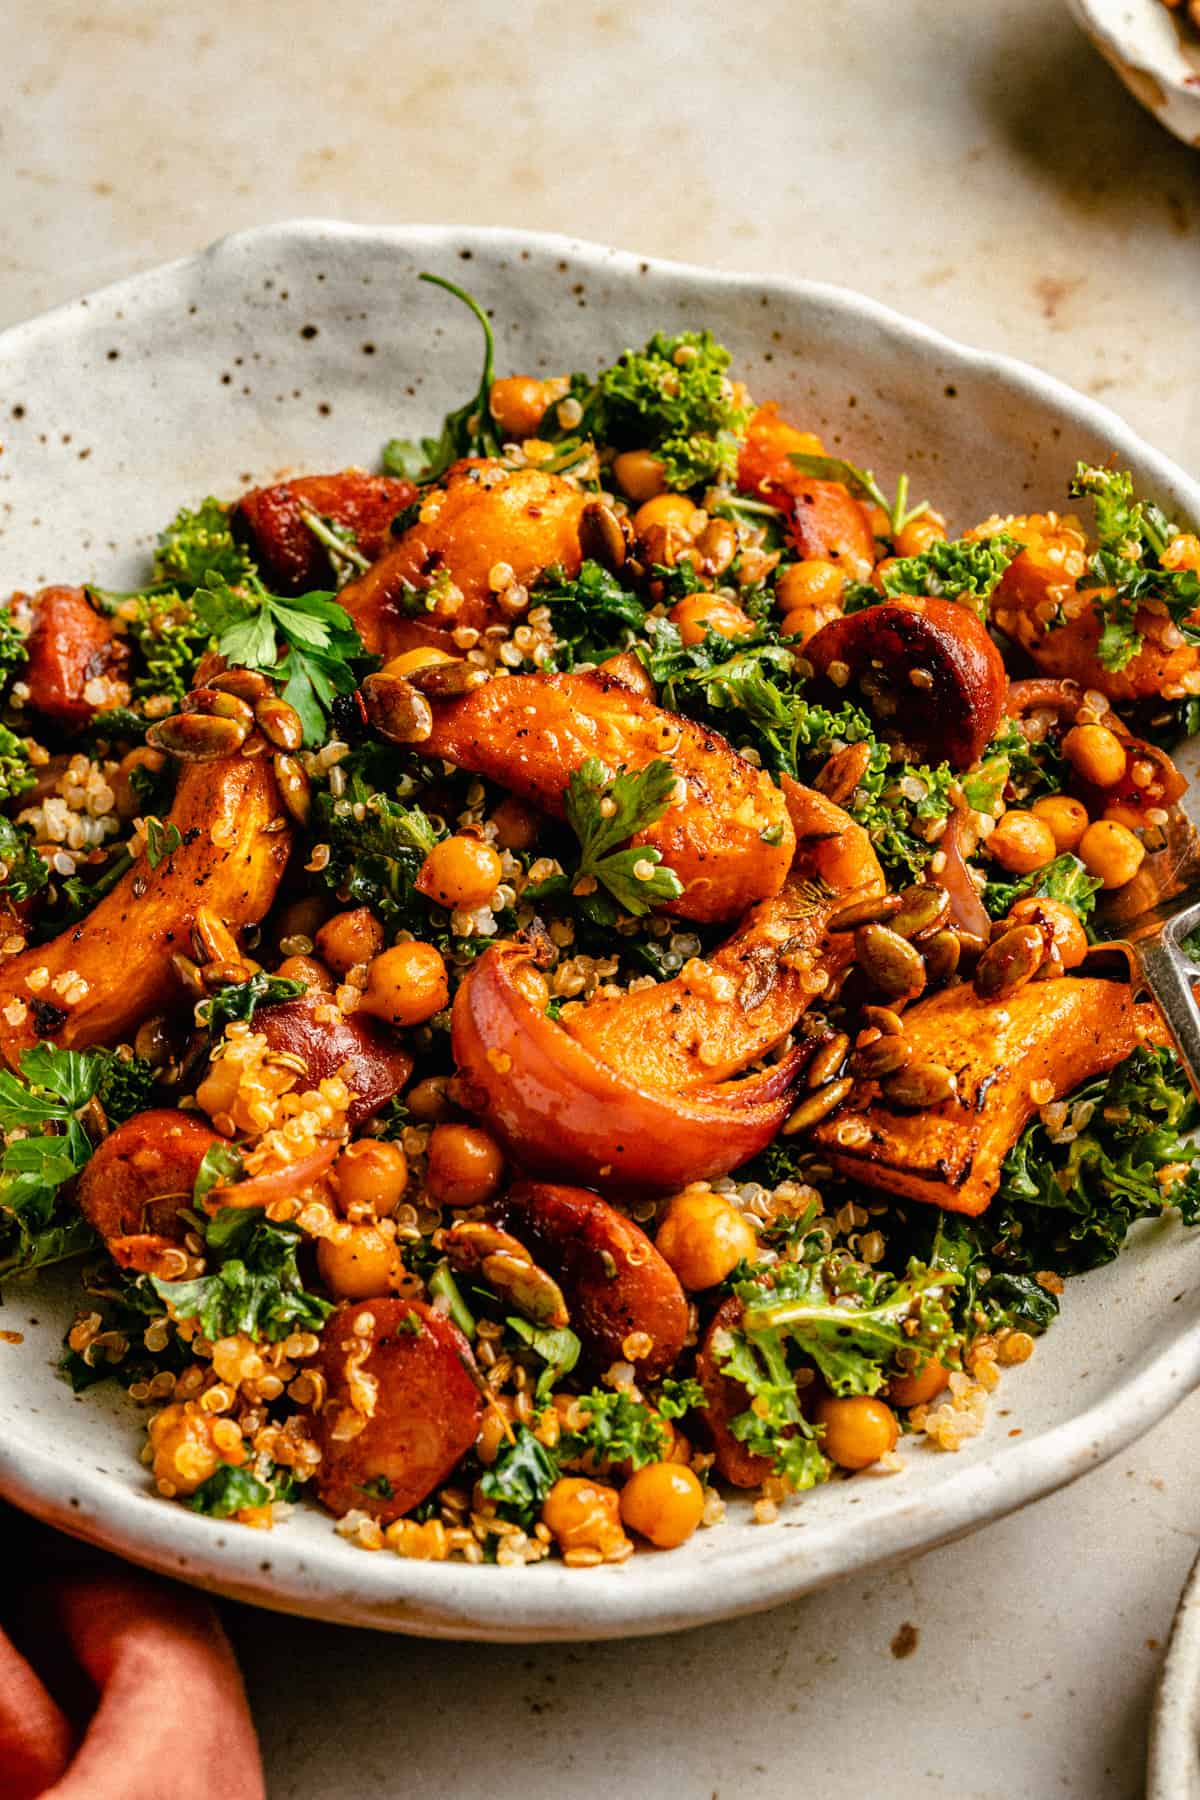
[{"xmin": 4, "ymin": 1, "xmax": 1200, "ymax": 1793}]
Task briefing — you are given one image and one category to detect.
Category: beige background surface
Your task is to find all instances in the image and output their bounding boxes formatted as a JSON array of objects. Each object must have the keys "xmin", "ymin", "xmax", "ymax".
[{"xmin": 3, "ymin": 1, "xmax": 1200, "ymax": 1794}]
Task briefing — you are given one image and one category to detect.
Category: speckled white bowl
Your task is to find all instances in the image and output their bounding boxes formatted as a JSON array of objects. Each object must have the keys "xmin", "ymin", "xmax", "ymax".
[
  {"xmin": 1149, "ymin": 1548, "xmax": 1200, "ymax": 1797},
  {"xmin": 2, "ymin": 222, "xmax": 1200, "ymax": 1642},
  {"xmin": 1066, "ymin": 0, "xmax": 1200, "ymax": 147}
]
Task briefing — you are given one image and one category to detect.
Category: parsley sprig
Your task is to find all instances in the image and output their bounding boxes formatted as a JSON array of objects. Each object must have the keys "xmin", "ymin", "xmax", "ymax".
[
  {"xmin": 563, "ymin": 757, "xmax": 684, "ymax": 916},
  {"xmin": 1069, "ymin": 464, "xmax": 1200, "ymax": 672},
  {"xmin": 194, "ymin": 573, "xmax": 365, "ymax": 744},
  {"xmin": 788, "ymin": 451, "xmax": 929, "ymax": 536}
]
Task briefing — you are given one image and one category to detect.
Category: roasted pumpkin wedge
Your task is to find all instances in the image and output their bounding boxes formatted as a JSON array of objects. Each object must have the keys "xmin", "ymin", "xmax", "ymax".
[
  {"xmin": 0, "ymin": 751, "xmax": 289, "ymax": 1064},
  {"xmin": 811, "ymin": 977, "xmax": 1166, "ymax": 1215}
]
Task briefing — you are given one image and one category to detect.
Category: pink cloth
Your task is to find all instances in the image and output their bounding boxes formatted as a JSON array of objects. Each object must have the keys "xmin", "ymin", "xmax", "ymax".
[{"xmin": 0, "ymin": 1542, "xmax": 264, "ymax": 1800}]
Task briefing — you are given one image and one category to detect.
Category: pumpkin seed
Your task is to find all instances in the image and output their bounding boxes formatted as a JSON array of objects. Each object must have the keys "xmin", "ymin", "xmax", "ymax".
[
  {"xmin": 211, "ymin": 669, "xmax": 273, "ymax": 703},
  {"xmin": 193, "ymin": 906, "xmax": 243, "ymax": 966},
  {"xmin": 442, "ymin": 1221, "xmax": 569, "ymax": 1328},
  {"xmin": 852, "ymin": 1034, "xmax": 913, "ymax": 1080},
  {"xmin": 404, "ymin": 660, "xmax": 492, "ymax": 699},
  {"xmin": 828, "ymin": 892, "xmax": 902, "ymax": 932},
  {"xmin": 861, "ymin": 1004, "xmax": 905, "ymax": 1036},
  {"xmin": 273, "ymin": 753, "xmax": 311, "ymax": 826},
  {"xmin": 360, "ymin": 673, "xmax": 435, "ymax": 744},
  {"xmin": 201, "ymin": 957, "xmax": 256, "ymax": 991},
  {"xmin": 170, "ymin": 952, "xmax": 205, "ymax": 997},
  {"xmin": 146, "ymin": 711, "xmax": 250, "ymax": 761},
  {"xmin": 782, "ymin": 1075, "xmax": 855, "ymax": 1136},
  {"xmin": 185, "ymin": 687, "xmax": 256, "ymax": 730},
  {"xmin": 855, "ymin": 921, "xmax": 927, "ymax": 999},
  {"xmin": 814, "ymin": 740, "xmax": 873, "ymax": 806},
  {"xmin": 973, "ymin": 923, "xmax": 1045, "ymax": 1000},
  {"xmin": 922, "ymin": 928, "xmax": 961, "ymax": 985},
  {"xmin": 578, "ymin": 499, "xmax": 628, "ymax": 572},
  {"xmin": 254, "ymin": 695, "xmax": 305, "ymax": 751},
  {"xmin": 806, "ymin": 1032, "xmax": 850, "ymax": 1089},
  {"xmin": 882, "ymin": 1060, "xmax": 957, "ymax": 1109},
  {"xmin": 891, "ymin": 882, "xmax": 951, "ymax": 940}
]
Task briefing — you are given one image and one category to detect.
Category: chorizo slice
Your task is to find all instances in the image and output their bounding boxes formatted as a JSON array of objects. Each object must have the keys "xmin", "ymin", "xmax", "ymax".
[
  {"xmin": 77, "ymin": 1108, "xmax": 220, "ymax": 1243},
  {"xmin": 314, "ymin": 1297, "xmax": 482, "ymax": 1522},
  {"xmin": 254, "ymin": 994, "xmax": 412, "ymax": 1128},
  {"xmin": 234, "ymin": 471, "xmax": 417, "ymax": 593},
  {"xmin": 21, "ymin": 586, "xmax": 130, "ymax": 727},
  {"xmin": 498, "ymin": 1182, "xmax": 688, "ymax": 1380},
  {"xmin": 695, "ymin": 1297, "xmax": 775, "ymax": 1488}
]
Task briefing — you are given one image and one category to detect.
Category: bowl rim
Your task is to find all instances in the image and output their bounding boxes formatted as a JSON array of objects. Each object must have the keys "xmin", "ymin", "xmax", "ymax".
[{"xmin": 3, "ymin": 218, "xmax": 1200, "ymax": 1641}]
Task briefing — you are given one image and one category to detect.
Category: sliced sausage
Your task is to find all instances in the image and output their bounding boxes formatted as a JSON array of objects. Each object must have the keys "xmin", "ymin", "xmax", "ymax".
[
  {"xmin": 498, "ymin": 1182, "xmax": 688, "ymax": 1380},
  {"xmin": 254, "ymin": 994, "xmax": 412, "ymax": 1128},
  {"xmin": 695, "ymin": 1296, "xmax": 775, "ymax": 1488},
  {"xmin": 314, "ymin": 1297, "xmax": 483, "ymax": 1522},
  {"xmin": 234, "ymin": 471, "xmax": 417, "ymax": 593},
  {"xmin": 77, "ymin": 1108, "xmax": 220, "ymax": 1243},
  {"xmin": 22, "ymin": 586, "xmax": 130, "ymax": 727}
]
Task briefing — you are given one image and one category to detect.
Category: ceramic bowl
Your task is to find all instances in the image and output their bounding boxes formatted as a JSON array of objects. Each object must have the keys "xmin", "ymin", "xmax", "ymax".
[
  {"xmin": 2, "ymin": 222, "xmax": 1200, "ymax": 1642},
  {"xmin": 1149, "ymin": 1548, "xmax": 1200, "ymax": 1797},
  {"xmin": 1066, "ymin": 0, "xmax": 1200, "ymax": 147}
]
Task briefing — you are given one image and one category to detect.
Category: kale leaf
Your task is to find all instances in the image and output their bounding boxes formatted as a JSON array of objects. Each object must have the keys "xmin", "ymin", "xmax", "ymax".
[
  {"xmin": 536, "ymin": 560, "xmax": 648, "ymax": 668},
  {"xmin": 477, "ymin": 1424, "xmax": 559, "ymax": 1527},
  {"xmin": 874, "ymin": 534, "xmax": 1020, "ymax": 617},
  {"xmin": 1068, "ymin": 465, "xmax": 1200, "ymax": 672},
  {"xmin": 197, "ymin": 972, "xmax": 307, "ymax": 1036},
  {"xmin": 557, "ymin": 1388, "xmax": 670, "ymax": 1469},
  {"xmin": 577, "ymin": 330, "xmax": 750, "ymax": 489},
  {"xmin": 0, "ymin": 816, "xmax": 48, "ymax": 908},
  {"xmin": 153, "ymin": 1208, "xmax": 333, "ymax": 1342},
  {"xmin": 983, "ymin": 851, "xmax": 1101, "ymax": 925},
  {"xmin": 188, "ymin": 1463, "xmax": 295, "ymax": 1517},
  {"xmin": 154, "ymin": 497, "xmax": 256, "ymax": 589}
]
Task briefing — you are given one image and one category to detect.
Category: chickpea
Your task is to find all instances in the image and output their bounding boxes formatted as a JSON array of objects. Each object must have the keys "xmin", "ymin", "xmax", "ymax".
[
  {"xmin": 316, "ymin": 1225, "xmax": 403, "ymax": 1300},
  {"xmin": 775, "ymin": 559, "xmax": 847, "ymax": 614},
  {"xmin": 886, "ymin": 1359, "xmax": 951, "ymax": 1409},
  {"xmin": 1007, "ymin": 895, "xmax": 1088, "ymax": 971},
  {"xmin": 488, "ymin": 374, "xmax": 549, "ymax": 440},
  {"xmin": 656, "ymin": 1187, "xmax": 758, "ymax": 1292},
  {"xmin": 148, "ymin": 1402, "xmax": 222, "ymax": 1497},
  {"xmin": 489, "ymin": 793, "xmax": 541, "ymax": 853},
  {"xmin": 425, "ymin": 1123, "xmax": 504, "ymax": 1208},
  {"xmin": 335, "ymin": 1139, "xmax": 409, "ymax": 1217},
  {"xmin": 612, "ymin": 449, "xmax": 667, "ymax": 503},
  {"xmin": 1031, "ymin": 794, "xmax": 1089, "ymax": 853},
  {"xmin": 416, "ymin": 834, "xmax": 504, "ymax": 910},
  {"xmin": 619, "ymin": 1461, "xmax": 706, "ymax": 1549},
  {"xmin": 359, "ymin": 942, "xmax": 450, "ymax": 1028},
  {"xmin": 272, "ymin": 895, "xmax": 328, "ymax": 950},
  {"xmin": 634, "ymin": 492, "xmax": 701, "ymax": 537},
  {"xmin": 1063, "ymin": 723, "xmax": 1127, "ymax": 789},
  {"xmin": 1078, "ymin": 818, "xmax": 1146, "ymax": 890},
  {"xmin": 1102, "ymin": 800, "xmax": 1149, "ymax": 832},
  {"xmin": 541, "ymin": 1477, "xmax": 631, "ymax": 1559},
  {"xmin": 894, "ymin": 511, "xmax": 947, "ymax": 558},
  {"xmin": 814, "ymin": 1394, "xmax": 899, "ymax": 1471},
  {"xmin": 669, "ymin": 594, "xmax": 754, "ymax": 647},
  {"xmin": 111, "ymin": 746, "xmax": 167, "ymax": 822},
  {"xmin": 987, "ymin": 810, "xmax": 1057, "ymax": 875},
  {"xmin": 475, "ymin": 1396, "xmax": 518, "ymax": 1466},
  {"xmin": 381, "ymin": 646, "xmax": 459, "ymax": 679},
  {"xmin": 780, "ymin": 601, "xmax": 842, "ymax": 648},
  {"xmin": 275, "ymin": 953, "xmax": 337, "ymax": 992},
  {"xmin": 405, "ymin": 1074, "xmax": 454, "ymax": 1122},
  {"xmin": 315, "ymin": 907, "xmax": 386, "ymax": 977}
]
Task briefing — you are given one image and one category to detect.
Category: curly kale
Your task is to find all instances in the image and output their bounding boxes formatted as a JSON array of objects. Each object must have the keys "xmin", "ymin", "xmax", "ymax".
[
  {"xmin": 116, "ymin": 591, "xmax": 213, "ymax": 702},
  {"xmin": 315, "ymin": 757, "xmax": 441, "ymax": 928},
  {"xmin": 152, "ymin": 1206, "xmax": 333, "ymax": 1343},
  {"xmin": 848, "ymin": 747, "xmax": 955, "ymax": 883},
  {"xmin": 95, "ymin": 1051, "xmax": 159, "ymax": 1126},
  {"xmin": 1068, "ymin": 465, "xmax": 1200, "ymax": 673},
  {"xmin": 477, "ymin": 1425, "xmax": 559, "ymax": 1528},
  {"xmin": 962, "ymin": 720, "xmax": 1065, "ymax": 814},
  {"xmin": 154, "ymin": 496, "xmax": 255, "ymax": 589},
  {"xmin": 983, "ymin": 852, "xmax": 1101, "ymax": 926},
  {"xmin": 0, "ymin": 610, "xmax": 29, "ymax": 694},
  {"xmin": 536, "ymin": 560, "xmax": 648, "ymax": 668},
  {"xmin": 0, "ymin": 729, "xmax": 36, "ymax": 812},
  {"xmin": 0, "ymin": 1045, "xmax": 110, "ymax": 1280},
  {"xmin": 577, "ymin": 330, "xmax": 751, "ymax": 489},
  {"xmin": 187, "ymin": 1463, "xmax": 296, "ymax": 1517},
  {"xmin": 870, "ymin": 534, "xmax": 1019, "ymax": 617}
]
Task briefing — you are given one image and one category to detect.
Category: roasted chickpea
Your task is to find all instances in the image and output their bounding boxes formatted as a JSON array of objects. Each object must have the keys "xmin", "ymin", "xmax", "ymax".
[
  {"xmin": 315, "ymin": 907, "xmax": 385, "ymax": 977},
  {"xmin": 619, "ymin": 1461, "xmax": 706, "ymax": 1549},
  {"xmin": 612, "ymin": 449, "xmax": 667, "ymax": 503},
  {"xmin": 1063, "ymin": 723, "xmax": 1127, "ymax": 789},
  {"xmin": 475, "ymin": 1396, "xmax": 519, "ymax": 1467},
  {"xmin": 893, "ymin": 511, "xmax": 947, "ymax": 557},
  {"xmin": 148, "ymin": 1402, "xmax": 222, "ymax": 1497},
  {"xmin": 634, "ymin": 492, "xmax": 701, "ymax": 536},
  {"xmin": 275, "ymin": 953, "xmax": 337, "ymax": 992},
  {"xmin": 815, "ymin": 1394, "xmax": 899, "ymax": 1470},
  {"xmin": 541, "ymin": 1477, "xmax": 631, "ymax": 1559},
  {"xmin": 489, "ymin": 793, "xmax": 540, "ymax": 853},
  {"xmin": 316, "ymin": 1225, "xmax": 403, "ymax": 1300},
  {"xmin": 780, "ymin": 601, "xmax": 843, "ymax": 648},
  {"xmin": 655, "ymin": 1187, "xmax": 758, "ymax": 1292},
  {"xmin": 987, "ymin": 810, "xmax": 1057, "ymax": 875},
  {"xmin": 775, "ymin": 558, "xmax": 847, "ymax": 614},
  {"xmin": 1078, "ymin": 818, "xmax": 1146, "ymax": 889},
  {"xmin": 111, "ymin": 746, "xmax": 168, "ymax": 821},
  {"xmin": 1031, "ymin": 794, "xmax": 1089, "ymax": 853},
  {"xmin": 415, "ymin": 835, "xmax": 503, "ymax": 910},
  {"xmin": 668, "ymin": 594, "xmax": 754, "ymax": 647},
  {"xmin": 488, "ymin": 375, "xmax": 549, "ymax": 440},
  {"xmin": 424, "ymin": 1123, "xmax": 504, "ymax": 1208},
  {"xmin": 335, "ymin": 1139, "xmax": 409, "ymax": 1217},
  {"xmin": 359, "ymin": 942, "xmax": 449, "ymax": 1028},
  {"xmin": 381, "ymin": 646, "xmax": 459, "ymax": 679},
  {"xmin": 405, "ymin": 1074, "xmax": 454, "ymax": 1123},
  {"xmin": 886, "ymin": 1359, "xmax": 951, "ymax": 1409},
  {"xmin": 1007, "ymin": 895, "xmax": 1088, "ymax": 970}
]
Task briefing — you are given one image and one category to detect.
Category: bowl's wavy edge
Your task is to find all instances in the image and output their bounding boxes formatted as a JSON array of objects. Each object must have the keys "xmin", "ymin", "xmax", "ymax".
[
  {"xmin": 2, "ymin": 219, "xmax": 1200, "ymax": 1641},
  {"xmin": 1148, "ymin": 1546, "xmax": 1200, "ymax": 1797}
]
